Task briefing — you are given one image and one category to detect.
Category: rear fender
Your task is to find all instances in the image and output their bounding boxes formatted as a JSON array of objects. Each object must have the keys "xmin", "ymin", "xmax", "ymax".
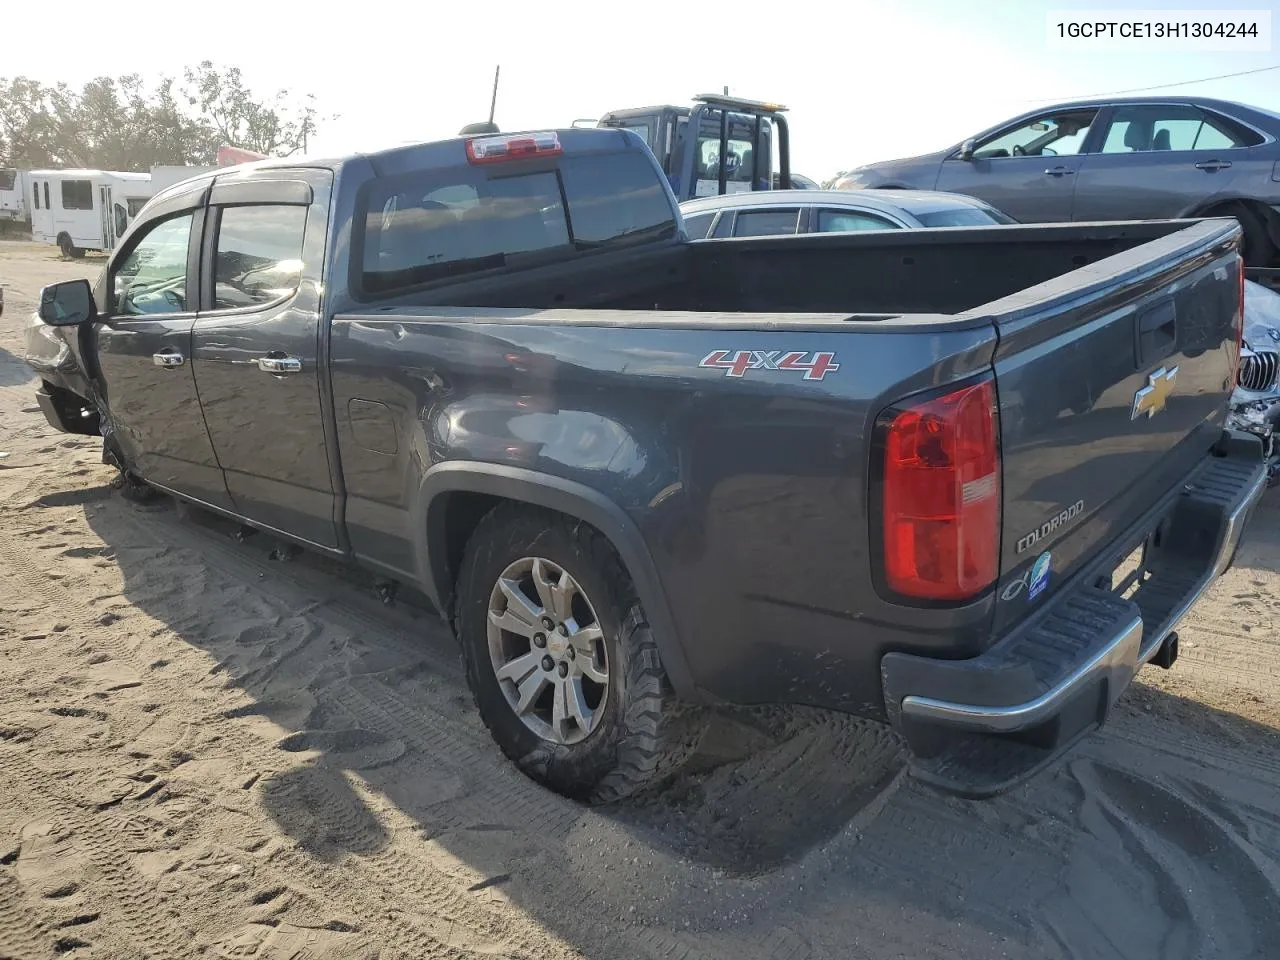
[{"xmin": 411, "ymin": 461, "xmax": 701, "ymax": 702}]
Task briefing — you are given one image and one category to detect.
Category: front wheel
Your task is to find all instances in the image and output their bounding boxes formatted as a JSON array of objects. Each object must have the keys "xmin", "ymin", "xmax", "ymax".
[{"xmin": 455, "ymin": 504, "xmax": 706, "ymax": 803}]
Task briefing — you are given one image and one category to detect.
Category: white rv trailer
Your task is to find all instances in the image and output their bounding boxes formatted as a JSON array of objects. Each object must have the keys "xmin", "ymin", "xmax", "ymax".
[
  {"xmin": 0, "ymin": 168, "xmax": 27, "ymax": 223},
  {"xmin": 27, "ymin": 169, "xmax": 154, "ymax": 257}
]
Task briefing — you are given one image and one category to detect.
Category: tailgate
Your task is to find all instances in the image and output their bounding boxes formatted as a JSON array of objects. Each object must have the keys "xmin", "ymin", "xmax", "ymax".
[{"xmin": 989, "ymin": 220, "xmax": 1243, "ymax": 634}]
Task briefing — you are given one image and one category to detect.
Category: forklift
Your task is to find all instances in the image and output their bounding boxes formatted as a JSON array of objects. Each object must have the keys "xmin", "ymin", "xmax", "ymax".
[{"xmin": 592, "ymin": 93, "xmax": 795, "ymax": 202}]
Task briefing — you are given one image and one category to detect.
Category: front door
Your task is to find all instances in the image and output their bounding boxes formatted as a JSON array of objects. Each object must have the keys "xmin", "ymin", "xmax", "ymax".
[
  {"xmin": 191, "ymin": 170, "xmax": 339, "ymax": 550},
  {"xmin": 89, "ymin": 194, "xmax": 231, "ymax": 508},
  {"xmin": 98, "ymin": 185, "xmax": 114, "ymax": 250},
  {"xmin": 935, "ymin": 106, "xmax": 1102, "ymax": 222}
]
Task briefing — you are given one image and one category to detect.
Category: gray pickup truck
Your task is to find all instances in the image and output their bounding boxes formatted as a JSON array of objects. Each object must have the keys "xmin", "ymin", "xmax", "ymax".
[{"xmin": 26, "ymin": 127, "xmax": 1266, "ymax": 802}]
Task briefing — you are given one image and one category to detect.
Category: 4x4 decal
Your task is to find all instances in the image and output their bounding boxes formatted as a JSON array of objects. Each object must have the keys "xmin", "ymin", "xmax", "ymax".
[{"xmin": 698, "ymin": 349, "xmax": 840, "ymax": 381}]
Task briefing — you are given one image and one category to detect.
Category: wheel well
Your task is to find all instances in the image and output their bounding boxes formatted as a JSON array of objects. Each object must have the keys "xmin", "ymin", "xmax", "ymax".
[
  {"xmin": 1195, "ymin": 197, "xmax": 1277, "ymax": 232},
  {"xmin": 430, "ymin": 492, "xmax": 625, "ymax": 620},
  {"xmin": 435, "ymin": 491, "xmax": 503, "ymax": 614},
  {"xmin": 417, "ymin": 465, "xmax": 699, "ymax": 701},
  {"xmin": 1195, "ymin": 198, "xmax": 1280, "ymax": 264}
]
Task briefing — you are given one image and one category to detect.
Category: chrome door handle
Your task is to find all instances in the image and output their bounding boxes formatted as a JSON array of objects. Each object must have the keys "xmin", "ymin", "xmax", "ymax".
[
  {"xmin": 258, "ymin": 356, "xmax": 302, "ymax": 374},
  {"xmin": 1194, "ymin": 160, "xmax": 1232, "ymax": 172},
  {"xmin": 152, "ymin": 350, "xmax": 184, "ymax": 367},
  {"xmin": 1044, "ymin": 166, "xmax": 1074, "ymax": 177}
]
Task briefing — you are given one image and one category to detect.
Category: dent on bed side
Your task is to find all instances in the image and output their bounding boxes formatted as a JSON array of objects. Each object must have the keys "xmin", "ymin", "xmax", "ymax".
[{"xmin": 410, "ymin": 460, "xmax": 703, "ymax": 702}]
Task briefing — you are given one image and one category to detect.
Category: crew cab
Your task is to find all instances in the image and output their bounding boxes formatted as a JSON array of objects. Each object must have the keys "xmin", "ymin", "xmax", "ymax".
[{"xmin": 26, "ymin": 127, "xmax": 1266, "ymax": 801}]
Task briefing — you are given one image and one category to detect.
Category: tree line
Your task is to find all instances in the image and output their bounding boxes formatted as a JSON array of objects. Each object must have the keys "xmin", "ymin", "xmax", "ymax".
[{"xmin": 0, "ymin": 62, "xmax": 325, "ymax": 172}]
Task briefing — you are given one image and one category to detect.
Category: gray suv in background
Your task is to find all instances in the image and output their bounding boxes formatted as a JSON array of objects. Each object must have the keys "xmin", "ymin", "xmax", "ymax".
[{"xmin": 835, "ymin": 96, "xmax": 1280, "ymax": 266}]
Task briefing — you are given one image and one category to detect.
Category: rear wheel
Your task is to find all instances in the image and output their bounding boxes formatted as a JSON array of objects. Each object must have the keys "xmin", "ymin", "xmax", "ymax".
[
  {"xmin": 57, "ymin": 233, "xmax": 74, "ymax": 258},
  {"xmin": 455, "ymin": 504, "xmax": 706, "ymax": 803}
]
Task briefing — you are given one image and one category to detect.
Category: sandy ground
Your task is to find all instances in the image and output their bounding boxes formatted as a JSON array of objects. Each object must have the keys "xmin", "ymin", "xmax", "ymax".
[{"xmin": 1, "ymin": 239, "xmax": 1279, "ymax": 960}]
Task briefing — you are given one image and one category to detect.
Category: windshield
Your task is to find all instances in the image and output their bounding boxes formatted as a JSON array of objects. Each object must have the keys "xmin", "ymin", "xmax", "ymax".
[
  {"xmin": 360, "ymin": 150, "xmax": 676, "ymax": 296},
  {"xmin": 915, "ymin": 205, "xmax": 1017, "ymax": 227}
]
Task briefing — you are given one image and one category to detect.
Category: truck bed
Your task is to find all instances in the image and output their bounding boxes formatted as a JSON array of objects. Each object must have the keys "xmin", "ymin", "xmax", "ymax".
[{"xmin": 373, "ymin": 218, "xmax": 1211, "ymax": 320}]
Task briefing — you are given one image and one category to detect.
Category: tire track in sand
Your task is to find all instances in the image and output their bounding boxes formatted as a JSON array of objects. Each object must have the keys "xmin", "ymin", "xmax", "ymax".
[{"xmin": 0, "ymin": 504, "xmax": 587, "ymax": 960}]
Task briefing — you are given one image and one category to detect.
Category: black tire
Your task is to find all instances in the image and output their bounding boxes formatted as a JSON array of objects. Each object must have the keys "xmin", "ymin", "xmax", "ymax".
[
  {"xmin": 112, "ymin": 468, "xmax": 160, "ymax": 503},
  {"xmin": 1222, "ymin": 202, "xmax": 1274, "ymax": 268},
  {"xmin": 455, "ymin": 503, "xmax": 706, "ymax": 803},
  {"xmin": 57, "ymin": 233, "xmax": 74, "ymax": 258}
]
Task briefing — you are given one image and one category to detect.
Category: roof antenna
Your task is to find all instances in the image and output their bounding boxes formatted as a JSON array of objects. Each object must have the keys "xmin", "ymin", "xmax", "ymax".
[
  {"xmin": 489, "ymin": 65, "xmax": 501, "ymax": 126},
  {"xmin": 459, "ymin": 65, "xmax": 501, "ymax": 136}
]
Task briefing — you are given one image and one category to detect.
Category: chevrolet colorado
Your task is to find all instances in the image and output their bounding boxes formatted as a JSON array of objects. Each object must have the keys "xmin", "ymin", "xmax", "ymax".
[{"xmin": 25, "ymin": 127, "xmax": 1266, "ymax": 802}]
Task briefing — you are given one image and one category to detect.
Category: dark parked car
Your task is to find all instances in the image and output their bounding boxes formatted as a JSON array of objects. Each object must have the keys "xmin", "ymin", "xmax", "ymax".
[
  {"xmin": 680, "ymin": 188, "xmax": 1015, "ymax": 239},
  {"xmin": 835, "ymin": 96, "xmax": 1280, "ymax": 266},
  {"xmin": 25, "ymin": 126, "xmax": 1264, "ymax": 803}
]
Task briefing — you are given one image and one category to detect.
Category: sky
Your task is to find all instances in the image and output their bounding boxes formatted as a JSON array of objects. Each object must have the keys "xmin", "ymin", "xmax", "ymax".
[{"xmin": 5, "ymin": 0, "xmax": 1279, "ymax": 181}]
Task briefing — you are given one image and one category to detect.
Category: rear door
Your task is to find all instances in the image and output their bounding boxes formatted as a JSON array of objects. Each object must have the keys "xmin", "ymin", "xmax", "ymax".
[
  {"xmin": 989, "ymin": 222, "xmax": 1243, "ymax": 631},
  {"xmin": 935, "ymin": 107, "xmax": 1101, "ymax": 222},
  {"xmin": 1072, "ymin": 103, "xmax": 1252, "ymax": 222},
  {"xmin": 191, "ymin": 170, "xmax": 339, "ymax": 549}
]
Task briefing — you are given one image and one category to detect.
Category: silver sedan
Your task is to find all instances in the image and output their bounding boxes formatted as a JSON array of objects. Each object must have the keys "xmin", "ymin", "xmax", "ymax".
[{"xmin": 679, "ymin": 188, "xmax": 1017, "ymax": 239}]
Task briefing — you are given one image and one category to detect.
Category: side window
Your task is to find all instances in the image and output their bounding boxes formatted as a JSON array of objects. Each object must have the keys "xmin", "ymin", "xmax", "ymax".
[
  {"xmin": 710, "ymin": 211, "xmax": 734, "ymax": 238},
  {"xmin": 61, "ymin": 179, "xmax": 93, "ymax": 211},
  {"xmin": 32, "ymin": 182, "xmax": 40, "ymax": 210},
  {"xmin": 113, "ymin": 203, "xmax": 129, "ymax": 238},
  {"xmin": 1099, "ymin": 104, "xmax": 1256, "ymax": 154},
  {"xmin": 211, "ymin": 204, "xmax": 308, "ymax": 310},
  {"xmin": 111, "ymin": 213, "xmax": 194, "ymax": 316},
  {"xmin": 973, "ymin": 109, "xmax": 1099, "ymax": 159},
  {"xmin": 43, "ymin": 183, "xmax": 49, "ymax": 210},
  {"xmin": 816, "ymin": 209, "xmax": 899, "ymax": 232},
  {"xmin": 732, "ymin": 209, "xmax": 801, "ymax": 237},
  {"xmin": 683, "ymin": 212, "xmax": 715, "ymax": 239}
]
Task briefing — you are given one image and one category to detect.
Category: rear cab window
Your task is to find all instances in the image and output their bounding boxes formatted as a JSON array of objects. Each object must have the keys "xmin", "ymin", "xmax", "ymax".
[{"xmin": 358, "ymin": 148, "xmax": 676, "ymax": 297}]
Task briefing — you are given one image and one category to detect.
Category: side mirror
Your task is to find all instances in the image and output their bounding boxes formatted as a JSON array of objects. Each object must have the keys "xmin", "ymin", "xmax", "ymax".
[
  {"xmin": 959, "ymin": 139, "xmax": 976, "ymax": 161},
  {"xmin": 38, "ymin": 278, "xmax": 96, "ymax": 327}
]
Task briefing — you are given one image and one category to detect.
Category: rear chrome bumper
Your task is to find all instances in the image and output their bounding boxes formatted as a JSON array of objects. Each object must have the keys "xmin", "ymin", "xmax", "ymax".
[{"xmin": 882, "ymin": 432, "xmax": 1267, "ymax": 798}]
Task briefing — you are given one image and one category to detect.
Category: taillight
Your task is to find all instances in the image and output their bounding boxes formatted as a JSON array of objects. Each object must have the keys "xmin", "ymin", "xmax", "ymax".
[
  {"xmin": 465, "ymin": 131, "xmax": 563, "ymax": 164},
  {"xmin": 880, "ymin": 378, "xmax": 1001, "ymax": 602}
]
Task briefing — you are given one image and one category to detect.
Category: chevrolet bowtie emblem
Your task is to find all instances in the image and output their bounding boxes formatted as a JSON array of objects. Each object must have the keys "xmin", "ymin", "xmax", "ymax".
[{"xmin": 1131, "ymin": 365, "xmax": 1179, "ymax": 420}]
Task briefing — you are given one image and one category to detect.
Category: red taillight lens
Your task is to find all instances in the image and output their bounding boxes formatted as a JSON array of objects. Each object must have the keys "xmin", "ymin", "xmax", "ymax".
[{"xmin": 882, "ymin": 378, "xmax": 1000, "ymax": 601}]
